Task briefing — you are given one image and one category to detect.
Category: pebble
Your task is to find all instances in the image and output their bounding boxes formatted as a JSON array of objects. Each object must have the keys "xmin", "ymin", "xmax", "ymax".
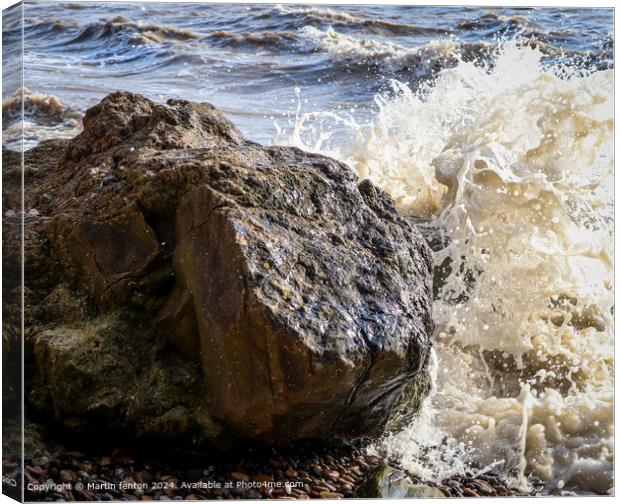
[
  {"xmin": 325, "ymin": 469, "xmax": 339, "ymax": 480},
  {"xmin": 59, "ymin": 469, "xmax": 77, "ymax": 482},
  {"xmin": 77, "ymin": 490, "xmax": 95, "ymax": 500},
  {"xmin": 312, "ymin": 485, "xmax": 331, "ymax": 493},
  {"xmin": 320, "ymin": 481, "xmax": 337, "ymax": 492},
  {"xmin": 26, "ymin": 465, "xmax": 45, "ymax": 476},
  {"xmin": 469, "ymin": 480, "xmax": 490, "ymax": 495},
  {"xmin": 230, "ymin": 471, "xmax": 250, "ymax": 482},
  {"xmin": 319, "ymin": 491, "xmax": 343, "ymax": 499},
  {"xmin": 246, "ymin": 490, "xmax": 262, "ymax": 499},
  {"xmin": 463, "ymin": 487, "xmax": 479, "ymax": 497},
  {"xmin": 337, "ymin": 483, "xmax": 353, "ymax": 493}
]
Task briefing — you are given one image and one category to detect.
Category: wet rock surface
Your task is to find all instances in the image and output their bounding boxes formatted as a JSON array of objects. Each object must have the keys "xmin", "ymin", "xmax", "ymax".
[{"xmin": 12, "ymin": 91, "xmax": 434, "ymax": 445}]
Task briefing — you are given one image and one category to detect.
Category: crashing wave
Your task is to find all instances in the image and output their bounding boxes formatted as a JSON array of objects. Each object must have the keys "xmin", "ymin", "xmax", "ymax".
[{"xmin": 279, "ymin": 41, "xmax": 614, "ymax": 495}]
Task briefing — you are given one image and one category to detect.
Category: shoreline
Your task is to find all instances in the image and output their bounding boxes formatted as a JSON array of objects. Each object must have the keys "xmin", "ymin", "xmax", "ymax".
[{"xmin": 8, "ymin": 439, "xmax": 540, "ymax": 501}]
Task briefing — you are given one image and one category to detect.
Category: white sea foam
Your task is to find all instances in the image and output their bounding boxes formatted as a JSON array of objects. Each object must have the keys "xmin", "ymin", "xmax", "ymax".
[
  {"xmin": 2, "ymin": 87, "xmax": 84, "ymax": 150},
  {"xmin": 299, "ymin": 26, "xmax": 472, "ymax": 75},
  {"xmin": 277, "ymin": 41, "xmax": 614, "ymax": 494}
]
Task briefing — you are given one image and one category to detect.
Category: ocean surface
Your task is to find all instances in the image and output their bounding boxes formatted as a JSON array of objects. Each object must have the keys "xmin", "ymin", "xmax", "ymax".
[
  {"xmin": 1, "ymin": 2, "xmax": 613, "ymax": 146},
  {"xmin": 2, "ymin": 1, "xmax": 615, "ymax": 496}
]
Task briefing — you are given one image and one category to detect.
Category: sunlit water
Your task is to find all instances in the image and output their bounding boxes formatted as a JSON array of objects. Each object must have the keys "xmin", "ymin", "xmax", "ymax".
[{"xmin": 2, "ymin": 2, "xmax": 614, "ymax": 495}]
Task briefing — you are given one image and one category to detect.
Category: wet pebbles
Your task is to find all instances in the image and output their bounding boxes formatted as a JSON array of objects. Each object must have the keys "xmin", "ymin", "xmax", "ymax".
[{"xmin": 8, "ymin": 445, "xmax": 536, "ymax": 501}]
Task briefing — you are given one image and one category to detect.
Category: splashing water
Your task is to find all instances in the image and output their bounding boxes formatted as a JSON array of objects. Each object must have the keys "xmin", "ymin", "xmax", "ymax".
[{"xmin": 276, "ymin": 41, "xmax": 614, "ymax": 494}]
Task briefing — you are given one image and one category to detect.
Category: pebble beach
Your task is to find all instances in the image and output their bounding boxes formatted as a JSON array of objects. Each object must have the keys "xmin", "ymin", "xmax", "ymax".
[{"xmin": 9, "ymin": 443, "xmax": 540, "ymax": 501}]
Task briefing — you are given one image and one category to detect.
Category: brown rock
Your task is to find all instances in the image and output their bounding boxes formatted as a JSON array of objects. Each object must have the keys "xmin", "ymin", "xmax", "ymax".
[{"xmin": 20, "ymin": 91, "xmax": 433, "ymax": 446}]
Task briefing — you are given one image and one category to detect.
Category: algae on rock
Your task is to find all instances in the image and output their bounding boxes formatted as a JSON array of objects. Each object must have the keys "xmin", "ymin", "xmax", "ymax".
[{"xmin": 356, "ymin": 464, "xmax": 445, "ymax": 498}]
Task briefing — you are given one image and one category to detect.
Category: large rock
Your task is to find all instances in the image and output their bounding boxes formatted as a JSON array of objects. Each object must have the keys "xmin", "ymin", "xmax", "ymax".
[{"xmin": 18, "ymin": 91, "xmax": 433, "ymax": 445}]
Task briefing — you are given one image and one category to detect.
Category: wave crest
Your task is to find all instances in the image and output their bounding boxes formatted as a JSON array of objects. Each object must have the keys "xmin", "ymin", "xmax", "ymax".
[
  {"xmin": 2, "ymin": 87, "xmax": 82, "ymax": 127},
  {"xmin": 301, "ymin": 26, "xmax": 491, "ymax": 76},
  {"xmin": 59, "ymin": 16, "xmax": 201, "ymax": 47}
]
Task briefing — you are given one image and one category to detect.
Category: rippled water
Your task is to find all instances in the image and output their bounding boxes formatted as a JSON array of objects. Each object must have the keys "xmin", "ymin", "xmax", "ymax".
[
  {"xmin": 2, "ymin": 2, "xmax": 613, "ymax": 146},
  {"xmin": 3, "ymin": 1, "xmax": 614, "ymax": 497}
]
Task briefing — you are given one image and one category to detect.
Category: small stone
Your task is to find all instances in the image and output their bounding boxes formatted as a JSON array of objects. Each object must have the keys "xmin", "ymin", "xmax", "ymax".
[
  {"xmin": 321, "ymin": 480, "xmax": 338, "ymax": 492},
  {"xmin": 231, "ymin": 472, "xmax": 250, "ymax": 482},
  {"xmin": 312, "ymin": 485, "xmax": 330, "ymax": 493},
  {"xmin": 350, "ymin": 466, "xmax": 362, "ymax": 477},
  {"xmin": 463, "ymin": 488, "xmax": 479, "ymax": 497},
  {"xmin": 136, "ymin": 471, "xmax": 153, "ymax": 484},
  {"xmin": 472, "ymin": 479, "xmax": 494, "ymax": 494},
  {"xmin": 114, "ymin": 455, "xmax": 135, "ymax": 465},
  {"xmin": 26, "ymin": 465, "xmax": 45, "ymax": 476},
  {"xmin": 319, "ymin": 491, "xmax": 343, "ymax": 499},
  {"xmin": 356, "ymin": 460, "xmax": 370, "ymax": 470},
  {"xmin": 76, "ymin": 489, "xmax": 95, "ymax": 500},
  {"xmin": 59, "ymin": 469, "xmax": 77, "ymax": 482},
  {"xmin": 257, "ymin": 474, "xmax": 271, "ymax": 483},
  {"xmin": 437, "ymin": 485, "xmax": 452, "ymax": 497},
  {"xmin": 246, "ymin": 489, "xmax": 261, "ymax": 499}
]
